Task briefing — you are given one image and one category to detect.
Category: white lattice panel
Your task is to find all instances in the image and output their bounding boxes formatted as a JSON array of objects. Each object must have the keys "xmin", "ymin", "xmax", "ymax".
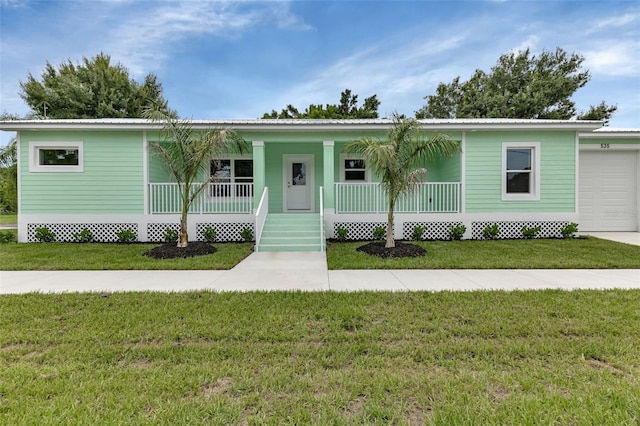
[
  {"xmin": 147, "ymin": 223, "xmax": 180, "ymax": 243},
  {"xmin": 27, "ymin": 223, "xmax": 138, "ymax": 243},
  {"xmin": 403, "ymin": 222, "xmax": 463, "ymax": 240},
  {"xmin": 471, "ymin": 221, "xmax": 569, "ymax": 239},
  {"xmin": 333, "ymin": 222, "xmax": 388, "ymax": 240},
  {"xmin": 196, "ymin": 222, "xmax": 254, "ymax": 242}
]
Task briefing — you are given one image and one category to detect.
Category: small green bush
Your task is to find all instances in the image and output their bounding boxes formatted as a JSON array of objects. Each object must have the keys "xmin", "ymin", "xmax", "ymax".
[
  {"xmin": 336, "ymin": 226, "xmax": 349, "ymax": 242},
  {"xmin": 72, "ymin": 228, "xmax": 94, "ymax": 243},
  {"xmin": 0, "ymin": 230, "xmax": 16, "ymax": 243},
  {"xmin": 482, "ymin": 224, "xmax": 499, "ymax": 240},
  {"xmin": 202, "ymin": 226, "xmax": 217, "ymax": 243},
  {"xmin": 239, "ymin": 227, "xmax": 253, "ymax": 242},
  {"xmin": 448, "ymin": 224, "xmax": 466, "ymax": 241},
  {"xmin": 35, "ymin": 227, "xmax": 56, "ymax": 243},
  {"xmin": 411, "ymin": 225, "xmax": 425, "ymax": 241},
  {"xmin": 372, "ymin": 226, "xmax": 385, "ymax": 241},
  {"xmin": 163, "ymin": 228, "xmax": 179, "ymax": 244},
  {"xmin": 116, "ymin": 229, "xmax": 137, "ymax": 244},
  {"xmin": 522, "ymin": 225, "xmax": 541, "ymax": 239},
  {"xmin": 561, "ymin": 222, "xmax": 579, "ymax": 239}
]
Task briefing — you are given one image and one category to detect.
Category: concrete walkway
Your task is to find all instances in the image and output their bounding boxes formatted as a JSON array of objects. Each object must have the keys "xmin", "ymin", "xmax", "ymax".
[{"xmin": 2, "ymin": 251, "xmax": 639, "ymax": 294}]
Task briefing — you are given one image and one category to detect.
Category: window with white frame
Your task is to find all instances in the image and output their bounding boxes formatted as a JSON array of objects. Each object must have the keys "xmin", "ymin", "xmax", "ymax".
[
  {"xmin": 502, "ymin": 142, "xmax": 540, "ymax": 200},
  {"xmin": 210, "ymin": 158, "xmax": 253, "ymax": 197},
  {"xmin": 29, "ymin": 142, "xmax": 84, "ymax": 172},
  {"xmin": 340, "ymin": 154, "xmax": 369, "ymax": 182}
]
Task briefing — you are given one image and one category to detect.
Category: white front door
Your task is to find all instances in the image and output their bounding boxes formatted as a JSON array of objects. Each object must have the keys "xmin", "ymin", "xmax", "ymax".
[{"xmin": 284, "ymin": 155, "xmax": 314, "ymax": 211}]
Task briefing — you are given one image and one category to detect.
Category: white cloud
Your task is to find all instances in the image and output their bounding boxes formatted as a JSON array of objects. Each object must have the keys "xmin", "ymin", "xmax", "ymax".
[
  {"xmin": 585, "ymin": 40, "xmax": 640, "ymax": 77},
  {"xmin": 509, "ymin": 35, "xmax": 541, "ymax": 55},
  {"xmin": 591, "ymin": 12, "xmax": 639, "ymax": 31}
]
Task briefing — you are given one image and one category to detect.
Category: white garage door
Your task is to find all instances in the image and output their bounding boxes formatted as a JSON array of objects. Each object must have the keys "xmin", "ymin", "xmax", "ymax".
[{"xmin": 579, "ymin": 151, "xmax": 638, "ymax": 231}]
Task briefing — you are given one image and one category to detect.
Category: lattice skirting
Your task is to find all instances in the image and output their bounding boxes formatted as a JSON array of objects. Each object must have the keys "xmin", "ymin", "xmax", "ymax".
[
  {"xmin": 195, "ymin": 222, "xmax": 255, "ymax": 242},
  {"xmin": 403, "ymin": 222, "xmax": 464, "ymax": 240},
  {"xmin": 471, "ymin": 221, "xmax": 569, "ymax": 239},
  {"xmin": 334, "ymin": 222, "xmax": 388, "ymax": 240},
  {"xmin": 27, "ymin": 223, "xmax": 138, "ymax": 243}
]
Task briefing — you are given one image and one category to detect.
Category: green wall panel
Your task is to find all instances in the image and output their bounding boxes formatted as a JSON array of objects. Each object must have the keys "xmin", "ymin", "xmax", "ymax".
[
  {"xmin": 21, "ymin": 131, "xmax": 144, "ymax": 213},
  {"xmin": 464, "ymin": 130, "xmax": 576, "ymax": 213}
]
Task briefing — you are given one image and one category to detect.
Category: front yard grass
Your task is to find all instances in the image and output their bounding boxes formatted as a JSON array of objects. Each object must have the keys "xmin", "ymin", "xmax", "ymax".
[
  {"xmin": 327, "ymin": 237, "xmax": 640, "ymax": 269},
  {"xmin": 1, "ymin": 290, "xmax": 639, "ymax": 424},
  {"xmin": 0, "ymin": 213, "xmax": 17, "ymax": 225},
  {"xmin": 0, "ymin": 242, "xmax": 254, "ymax": 270}
]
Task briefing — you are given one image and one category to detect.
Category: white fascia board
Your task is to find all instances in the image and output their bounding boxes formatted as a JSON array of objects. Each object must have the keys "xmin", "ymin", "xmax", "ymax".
[{"xmin": 579, "ymin": 129, "xmax": 640, "ymax": 139}]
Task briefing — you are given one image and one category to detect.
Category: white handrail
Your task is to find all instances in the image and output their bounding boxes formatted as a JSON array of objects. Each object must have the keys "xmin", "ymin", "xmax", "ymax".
[
  {"xmin": 254, "ymin": 187, "xmax": 269, "ymax": 251},
  {"xmin": 334, "ymin": 182, "xmax": 461, "ymax": 214},
  {"xmin": 319, "ymin": 186, "xmax": 325, "ymax": 252},
  {"xmin": 149, "ymin": 183, "xmax": 253, "ymax": 214}
]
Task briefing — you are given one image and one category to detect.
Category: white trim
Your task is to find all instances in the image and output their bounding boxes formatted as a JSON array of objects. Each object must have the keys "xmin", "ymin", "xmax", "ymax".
[
  {"xmin": 460, "ymin": 132, "xmax": 466, "ymax": 213},
  {"xmin": 339, "ymin": 153, "xmax": 370, "ymax": 182},
  {"xmin": 28, "ymin": 141, "xmax": 84, "ymax": 172},
  {"xmin": 143, "ymin": 131, "xmax": 149, "ymax": 215},
  {"xmin": 323, "ymin": 140, "xmax": 334, "ymax": 147},
  {"xmin": 501, "ymin": 142, "xmax": 540, "ymax": 201},
  {"xmin": 575, "ymin": 132, "xmax": 579, "ymax": 215},
  {"xmin": 16, "ymin": 133, "xmax": 21, "ymax": 216},
  {"xmin": 252, "ymin": 140, "xmax": 264, "ymax": 147}
]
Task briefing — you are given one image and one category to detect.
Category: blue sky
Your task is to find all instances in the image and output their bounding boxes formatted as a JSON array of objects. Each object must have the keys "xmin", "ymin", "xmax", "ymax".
[{"xmin": 1, "ymin": 0, "xmax": 639, "ymax": 145}]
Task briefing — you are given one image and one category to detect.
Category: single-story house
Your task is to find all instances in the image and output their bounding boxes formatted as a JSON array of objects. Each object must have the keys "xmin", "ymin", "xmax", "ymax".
[{"xmin": 1, "ymin": 118, "xmax": 638, "ymax": 250}]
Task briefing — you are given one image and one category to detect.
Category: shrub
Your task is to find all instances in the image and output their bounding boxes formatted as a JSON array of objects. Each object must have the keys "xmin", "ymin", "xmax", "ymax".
[
  {"xmin": 448, "ymin": 224, "xmax": 466, "ymax": 241},
  {"xmin": 239, "ymin": 227, "xmax": 253, "ymax": 242},
  {"xmin": 411, "ymin": 225, "xmax": 425, "ymax": 241},
  {"xmin": 0, "ymin": 230, "xmax": 16, "ymax": 243},
  {"xmin": 561, "ymin": 222, "xmax": 579, "ymax": 239},
  {"xmin": 336, "ymin": 226, "xmax": 349, "ymax": 242},
  {"xmin": 72, "ymin": 228, "xmax": 94, "ymax": 243},
  {"xmin": 163, "ymin": 228, "xmax": 179, "ymax": 244},
  {"xmin": 521, "ymin": 225, "xmax": 541, "ymax": 239},
  {"xmin": 482, "ymin": 224, "xmax": 499, "ymax": 240},
  {"xmin": 35, "ymin": 227, "xmax": 56, "ymax": 243},
  {"xmin": 202, "ymin": 226, "xmax": 217, "ymax": 243},
  {"xmin": 116, "ymin": 228, "xmax": 137, "ymax": 244},
  {"xmin": 372, "ymin": 226, "xmax": 385, "ymax": 241}
]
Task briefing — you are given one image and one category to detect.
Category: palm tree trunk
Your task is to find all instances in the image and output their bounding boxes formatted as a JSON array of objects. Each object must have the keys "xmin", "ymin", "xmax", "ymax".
[
  {"xmin": 386, "ymin": 201, "xmax": 395, "ymax": 248},
  {"xmin": 178, "ymin": 198, "xmax": 189, "ymax": 248}
]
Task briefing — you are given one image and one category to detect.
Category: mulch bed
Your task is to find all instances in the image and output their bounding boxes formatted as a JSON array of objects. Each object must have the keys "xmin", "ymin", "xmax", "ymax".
[
  {"xmin": 356, "ymin": 241, "xmax": 426, "ymax": 258},
  {"xmin": 144, "ymin": 241, "xmax": 217, "ymax": 259}
]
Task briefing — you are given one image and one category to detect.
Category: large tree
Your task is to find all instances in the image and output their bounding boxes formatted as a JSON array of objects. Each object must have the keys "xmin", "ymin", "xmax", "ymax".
[
  {"xmin": 0, "ymin": 137, "xmax": 17, "ymax": 213},
  {"xmin": 415, "ymin": 48, "xmax": 617, "ymax": 123},
  {"xmin": 343, "ymin": 114, "xmax": 460, "ymax": 248},
  {"xmin": 262, "ymin": 89, "xmax": 380, "ymax": 119},
  {"xmin": 144, "ymin": 108, "xmax": 248, "ymax": 248},
  {"xmin": 20, "ymin": 53, "xmax": 170, "ymax": 119}
]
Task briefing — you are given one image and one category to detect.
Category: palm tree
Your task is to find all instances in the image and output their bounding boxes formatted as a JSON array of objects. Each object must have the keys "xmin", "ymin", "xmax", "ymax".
[
  {"xmin": 344, "ymin": 114, "xmax": 461, "ymax": 248},
  {"xmin": 144, "ymin": 108, "xmax": 248, "ymax": 247}
]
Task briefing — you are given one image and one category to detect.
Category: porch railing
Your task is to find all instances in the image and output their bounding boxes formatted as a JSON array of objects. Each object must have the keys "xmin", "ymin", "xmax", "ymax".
[
  {"xmin": 335, "ymin": 182, "xmax": 461, "ymax": 214},
  {"xmin": 255, "ymin": 187, "xmax": 269, "ymax": 250},
  {"xmin": 149, "ymin": 183, "xmax": 253, "ymax": 214}
]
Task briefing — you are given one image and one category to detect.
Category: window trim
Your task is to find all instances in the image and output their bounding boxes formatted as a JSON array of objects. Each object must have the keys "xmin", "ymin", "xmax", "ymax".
[
  {"xmin": 339, "ymin": 153, "xmax": 370, "ymax": 182},
  {"xmin": 29, "ymin": 141, "xmax": 84, "ymax": 172},
  {"xmin": 501, "ymin": 142, "xmax": 540, "ymax": 201},
  {"xmin": 209, "ymin": 156, "xmax": 254, "ymax": 199}
]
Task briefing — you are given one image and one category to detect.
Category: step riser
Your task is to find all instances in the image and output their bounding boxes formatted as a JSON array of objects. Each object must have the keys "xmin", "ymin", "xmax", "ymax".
[{"xmin": 257, "ymin": 213, "xmax": 324, "ymax": 252}]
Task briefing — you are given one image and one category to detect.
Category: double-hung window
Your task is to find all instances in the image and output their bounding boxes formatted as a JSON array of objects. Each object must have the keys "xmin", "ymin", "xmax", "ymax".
[
  {"xmin": 29, "ymin": 141, "xmax": 84, "ymax": 172},
  {"xmin": 340, "ymin": 154, "xmax": 369, "ymax": 182},
  {"xmin": 210, "ymin": 158, "xmax": 253, "ymax": 197},
  {"xmin": 502, "ymin": 142, "xmax": 540, "ymax": 200}
]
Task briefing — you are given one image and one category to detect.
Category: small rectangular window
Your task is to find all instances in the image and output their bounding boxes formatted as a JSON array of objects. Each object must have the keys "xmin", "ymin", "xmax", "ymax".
[
  {"xmin": 210, "ymin": 158, "xmax": 253, "ymax": 197},
  {"xmin": 342, "ymin": 157, "xmax": 367, "ymax": 182},
  {"xmin": 29, "ymin": 142, "xmax": 83, "ymax": 172},
  {"xmin": 502, "ymin": 143, "xmax": 539, "ymax": 201}
]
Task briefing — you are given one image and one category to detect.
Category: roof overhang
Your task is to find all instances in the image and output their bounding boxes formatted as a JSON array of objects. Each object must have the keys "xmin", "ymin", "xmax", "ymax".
[
  {"xmin": 0, "ymin": 118, "xmax": 605, "ymax": 132},
  {"xmin": 579, "ymin": 128, "xmax": 640, "ymax": 139}
]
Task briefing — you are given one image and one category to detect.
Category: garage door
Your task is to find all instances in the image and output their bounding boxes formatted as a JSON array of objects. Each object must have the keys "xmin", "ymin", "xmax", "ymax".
[{"xmin": 579, "ymin": 151, "xmax": 638, "ymax": 231}]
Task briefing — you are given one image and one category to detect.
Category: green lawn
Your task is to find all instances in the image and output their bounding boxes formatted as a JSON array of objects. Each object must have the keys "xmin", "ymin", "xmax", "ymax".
[
  {"xmin": 1, "ymin": 291, "xmax": 638, "ymax": 425},
  {"xmin": 0, "ymin": 242, "xmax": 254, "ymax": 270},
  {"xmin": 0, "ymin": 214, "xmax": 17, "ymax": 225},
  {"xmin": 327, "ymin": 237, "xmax": 640, "ymax": 269}
]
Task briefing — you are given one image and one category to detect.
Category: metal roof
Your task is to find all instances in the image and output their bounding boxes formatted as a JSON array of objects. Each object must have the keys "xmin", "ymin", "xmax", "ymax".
[{"xmin": 0, "ymin": 117, "xmax": 607, "ymax": 132}]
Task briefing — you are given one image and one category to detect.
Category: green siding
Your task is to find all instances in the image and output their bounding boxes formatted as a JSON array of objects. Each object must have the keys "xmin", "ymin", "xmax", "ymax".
[
  {"xmin": 264, "ymin": 142, "xmax": 324, "ymax": 213},
  {"xmin": 580, "ymin": 137, "xmax": 639, "ymax": 145},
  {"xmin": 465, "ymin": 130, "xmax": 576, "ymax": 213},
  {"xmin": 21, "ymin": 131, "xmax": 144, "ymax": 213}
]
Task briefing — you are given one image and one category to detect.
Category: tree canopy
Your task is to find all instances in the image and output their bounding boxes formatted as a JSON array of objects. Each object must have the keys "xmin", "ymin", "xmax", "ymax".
[
  {"xmin": 20, "ymin": 53, "xmax": 170, "ymax": 119},
  {"xmin": 415, "ymin": 48, "xmax": 616, "ymax": 123},
  {"xmin": 262, "ymin": 89, "xmax": 380, "ymax": 119}
]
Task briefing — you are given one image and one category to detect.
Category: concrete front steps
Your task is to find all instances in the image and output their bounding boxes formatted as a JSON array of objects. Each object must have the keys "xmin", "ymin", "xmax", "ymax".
[{"xmin": 256, "ymin": 213, "xmax": 325, "ymax": 252}]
